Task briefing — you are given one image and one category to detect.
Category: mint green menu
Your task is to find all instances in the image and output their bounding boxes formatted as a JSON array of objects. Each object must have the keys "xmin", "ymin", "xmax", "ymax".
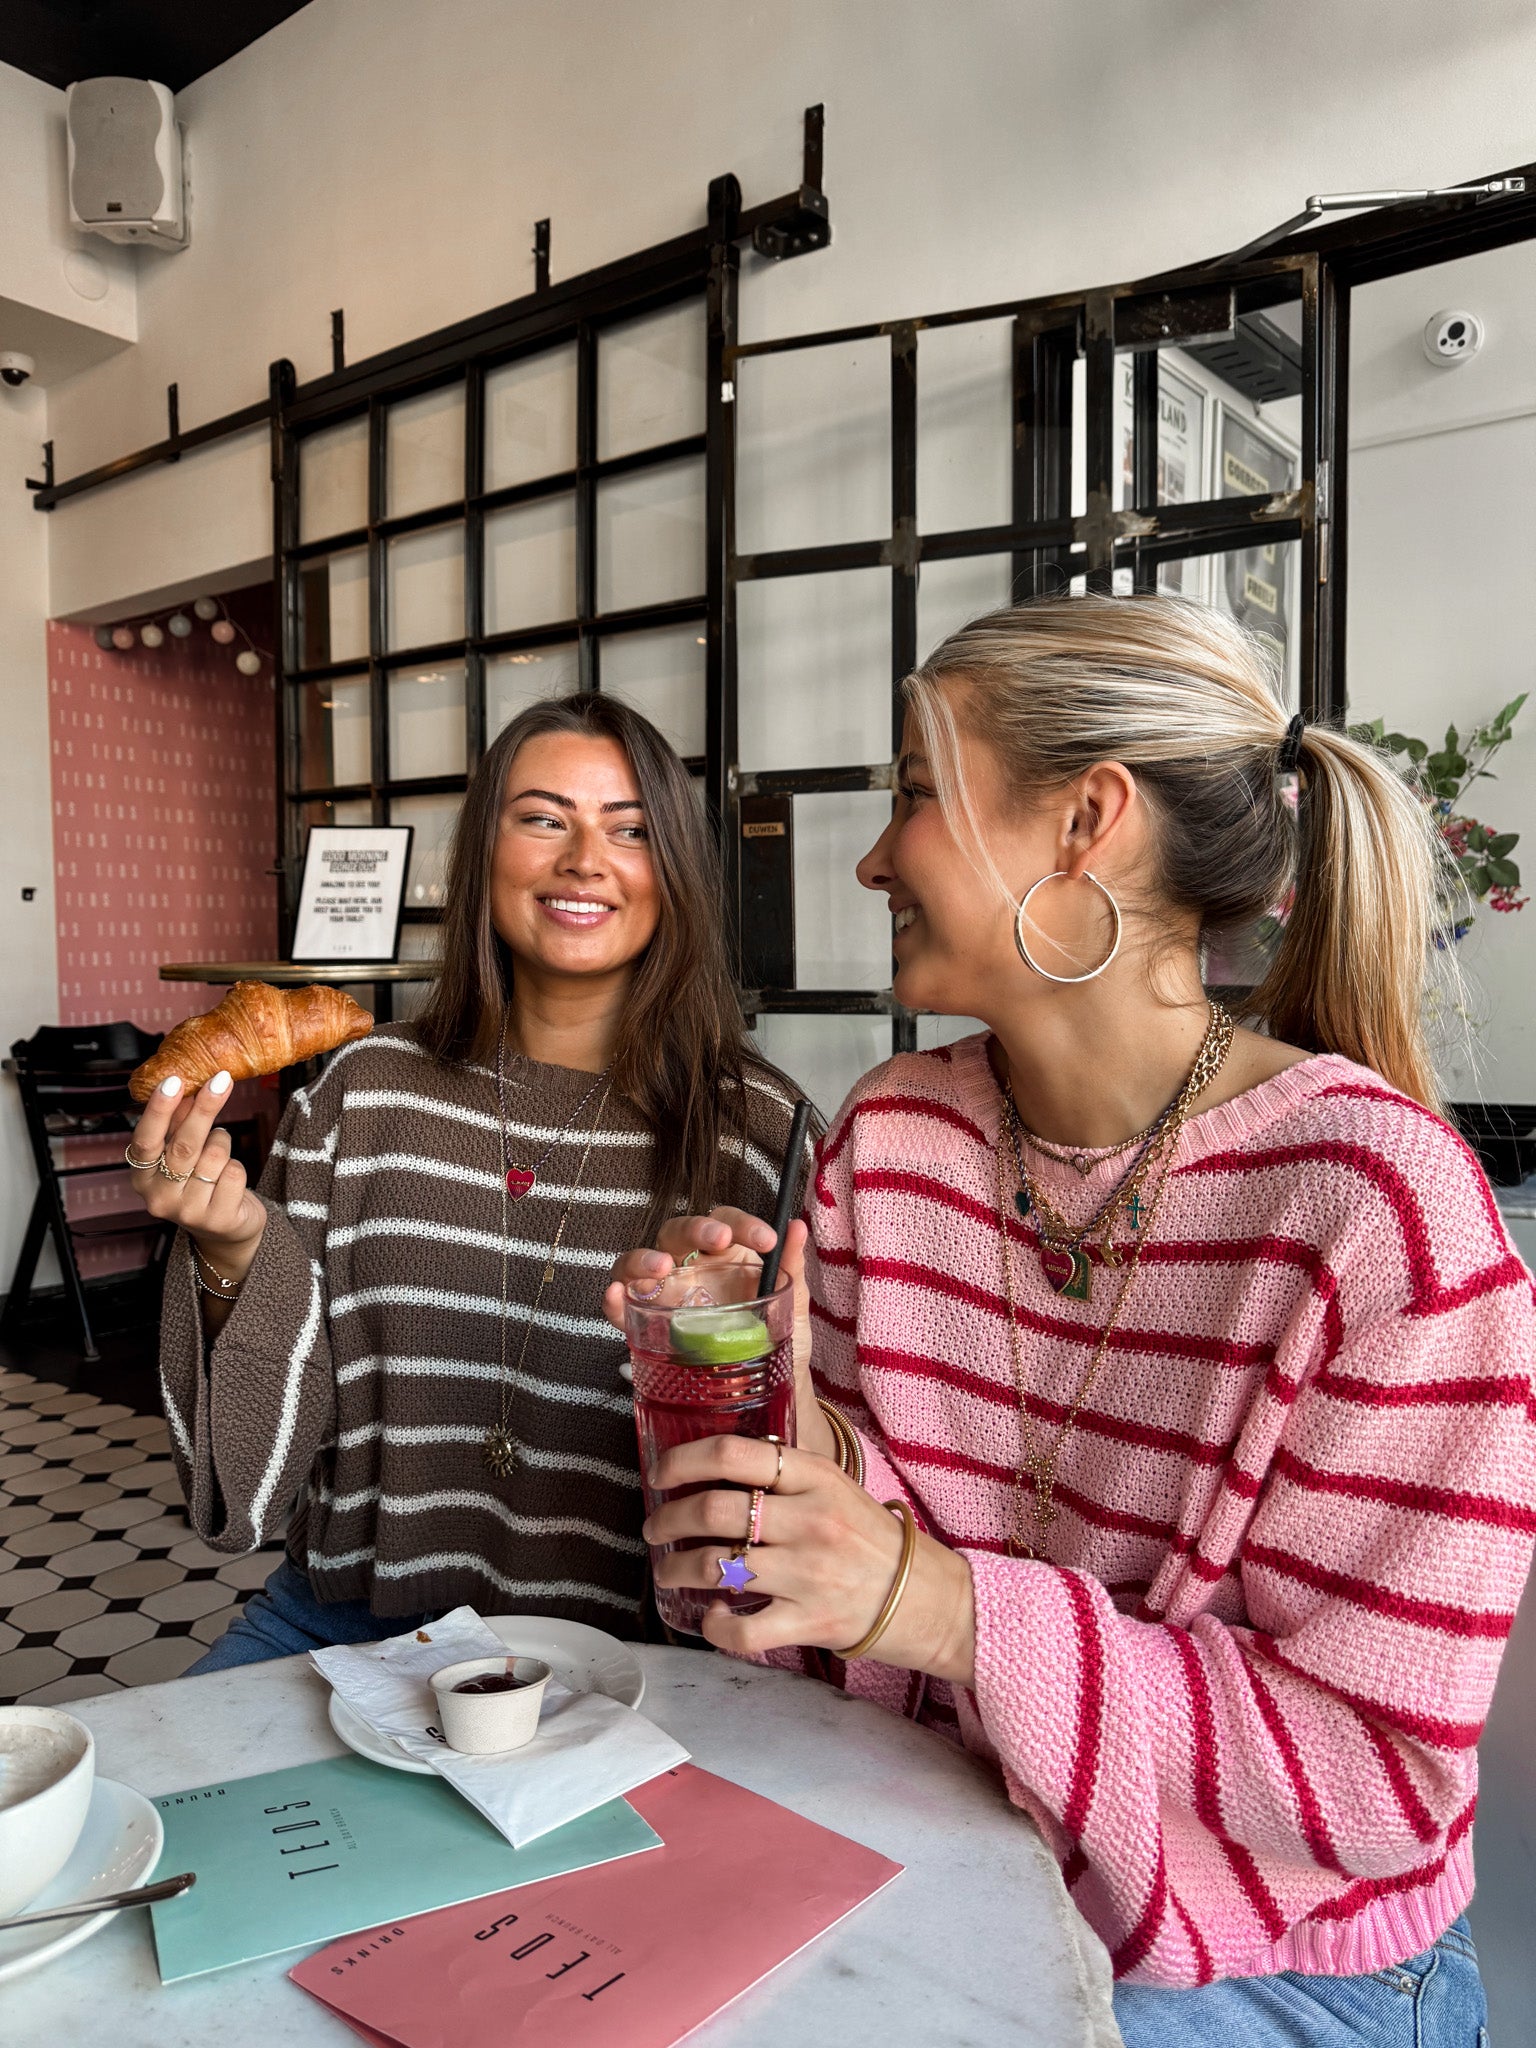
[{"xmin": 148, "ymin": 1754, "xmax": 660, "ymax": 1982}]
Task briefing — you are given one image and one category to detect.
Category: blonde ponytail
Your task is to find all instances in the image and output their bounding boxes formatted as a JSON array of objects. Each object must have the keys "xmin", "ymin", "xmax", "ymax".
[
  {"xmin": 907, "ymin": 593, "xmax": 1456, "ymax": 1113},
  {"xmin": 1253, "ymin": 722, "xmax": 1451, "ymax": 1112}
]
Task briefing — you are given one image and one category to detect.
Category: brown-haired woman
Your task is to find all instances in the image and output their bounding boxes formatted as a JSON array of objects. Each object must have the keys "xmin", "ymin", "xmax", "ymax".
[{"xmin": 127, "ymin": 694, "xmax": 812, "ymax": 1668}]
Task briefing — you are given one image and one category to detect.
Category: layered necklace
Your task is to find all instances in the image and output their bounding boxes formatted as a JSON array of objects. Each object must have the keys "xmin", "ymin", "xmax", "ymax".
[
  {"xmin": 483, "ymin": 1032, "xmax": 611, "ymax": 1480},
  {"xmin": 1004, "ymin": 1001, "xmax": 1233, "ymax": 1302},
  {"xmin": 994, "ymin": 1002, "xmax": 1234, "ymax": 1560}
]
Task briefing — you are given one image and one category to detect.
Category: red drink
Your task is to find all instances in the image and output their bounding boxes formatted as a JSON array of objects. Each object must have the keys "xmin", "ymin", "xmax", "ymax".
[{"xmin": 625, "ymin": 1270, "xmax": 796, "ymax": 1636}]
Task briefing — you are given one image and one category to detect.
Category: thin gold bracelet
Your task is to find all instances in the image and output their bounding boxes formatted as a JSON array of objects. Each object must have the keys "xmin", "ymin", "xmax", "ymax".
[
  {"xmin": 817, "ymin": 1399, "xmax": 865, "ymax": 1487},
  {"xmin": 837, "ymin": 1500, "xmax": 917, "ymax": 1661}
]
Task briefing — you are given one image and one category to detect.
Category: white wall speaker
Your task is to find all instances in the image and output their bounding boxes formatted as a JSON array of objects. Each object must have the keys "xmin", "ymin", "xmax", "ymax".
[{"xmin": 66, "ymin": 78, "xmax": 188, "ymax": 250}]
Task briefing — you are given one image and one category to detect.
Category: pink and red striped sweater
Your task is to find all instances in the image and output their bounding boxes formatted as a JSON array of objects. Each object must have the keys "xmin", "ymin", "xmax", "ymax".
[{"xmin": 797, "ymin": 1035, "xmax": 1536, "ymax": 1985}]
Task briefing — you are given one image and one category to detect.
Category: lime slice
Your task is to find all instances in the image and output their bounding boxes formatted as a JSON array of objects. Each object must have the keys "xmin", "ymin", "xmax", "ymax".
[{"xmin": 671, "ymin": 1308, "xmax": 772, "ymax": 1365}]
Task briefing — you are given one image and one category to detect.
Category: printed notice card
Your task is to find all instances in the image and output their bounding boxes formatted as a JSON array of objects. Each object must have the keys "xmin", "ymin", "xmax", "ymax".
[
  {"xmin": 147, "ymin": 1754, "xmax": 659, "ymax": 1982},
  {"xmin": 290, "ymin": 1765, "xmax": 903, "ymax": 2048},
  {"xmin": 291, "ymin": 825, "xmax": 413, "ymax": 963}
]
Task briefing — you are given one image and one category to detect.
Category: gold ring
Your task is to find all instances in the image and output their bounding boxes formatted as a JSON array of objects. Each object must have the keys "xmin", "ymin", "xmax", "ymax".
[
  {"xmin": 156, "ymin": 1156, "xmax": 194, "ymax": 1185},
  {"xmin": 192, "ymin": 1173, "xmax": 221, "ymax": 1185},
  {"xmin": 765, "ymin": 1436, "xmax": 786, "ymax": 1492},
  {"xmin": 123, "ymin": 1144, "xmax": 163, "ymax": 1171},
  {"xmin": 745, "ymin": 1486, "xmax": 766, "ymax": 1548}
]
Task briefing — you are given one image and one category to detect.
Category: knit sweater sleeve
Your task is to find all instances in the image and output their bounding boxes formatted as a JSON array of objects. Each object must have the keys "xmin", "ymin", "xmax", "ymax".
[
  {"xmin": 158, "ymin": 1074, "xmax": 341, "ymax": 1555},
  {"xmin": 962, "ymin": 1153, "xmax": 1536, "ymax": 1978}
]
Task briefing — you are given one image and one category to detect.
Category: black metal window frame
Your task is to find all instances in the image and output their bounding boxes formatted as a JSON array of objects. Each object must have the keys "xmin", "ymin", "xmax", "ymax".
[{"xmin": 717, "ymin": 160, "xmax": 1536, "ymax": 1062}]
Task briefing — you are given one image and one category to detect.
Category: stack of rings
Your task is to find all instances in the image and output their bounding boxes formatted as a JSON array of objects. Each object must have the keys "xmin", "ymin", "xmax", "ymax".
[
  {"xmin": 714, "ymin": 1436, "xmax": 785, "ymax": 1595},
  {"xmin": 123, "ymin": 1141, "xmax": 221, "ymax": 1186}
]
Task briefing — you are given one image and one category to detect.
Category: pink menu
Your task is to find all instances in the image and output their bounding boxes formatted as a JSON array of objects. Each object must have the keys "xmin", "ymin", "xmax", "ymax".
[{"xmin": 290, "ymin": 1765, "xmax": 902, "ymax": 2047}]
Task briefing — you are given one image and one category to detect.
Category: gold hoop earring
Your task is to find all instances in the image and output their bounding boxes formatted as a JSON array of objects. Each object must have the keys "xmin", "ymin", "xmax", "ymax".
[{"xmin": 1013, "ymin": 870, "xmax": 1122, "ymax": 984}]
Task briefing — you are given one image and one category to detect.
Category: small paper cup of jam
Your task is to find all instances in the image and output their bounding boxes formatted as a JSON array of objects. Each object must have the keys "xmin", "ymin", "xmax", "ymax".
[{"xmin": 429, "ymin": 1655, "xmax": 552, "ymax": 1755}]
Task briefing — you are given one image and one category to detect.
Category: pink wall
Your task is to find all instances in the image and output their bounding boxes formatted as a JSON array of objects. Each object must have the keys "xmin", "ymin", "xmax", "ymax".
[{"xmin": 46, "ymin": 595, "xmax": 279, "ymax": 1273}]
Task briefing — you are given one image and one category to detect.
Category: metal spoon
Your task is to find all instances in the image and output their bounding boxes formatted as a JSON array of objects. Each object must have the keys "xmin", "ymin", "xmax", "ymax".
[{"xmin": 0, "ymin": 1870, "xmax": 195, "ymax": 1932}]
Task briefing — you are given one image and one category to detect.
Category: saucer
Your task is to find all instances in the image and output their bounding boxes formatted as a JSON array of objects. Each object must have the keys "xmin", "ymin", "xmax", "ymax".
[
  {"xmin": 0, "ymin": 1778, "xmax": 162, "ymax": 1983},
  {"xmin": 328, "ymin": 1614, "xmax": 645, "ymax": 1775}
]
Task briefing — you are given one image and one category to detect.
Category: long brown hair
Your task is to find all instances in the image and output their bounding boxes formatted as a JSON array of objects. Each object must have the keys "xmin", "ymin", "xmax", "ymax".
[
  {"xmin": 415, "ymin": 693, "xmax": 774, "ymax": 1228},
  {"xmin": 907, "ymin": 594, "xmax": 1454, "ymax": 1112}
]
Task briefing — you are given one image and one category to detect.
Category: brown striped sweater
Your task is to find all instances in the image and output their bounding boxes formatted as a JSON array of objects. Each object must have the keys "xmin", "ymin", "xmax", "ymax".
[{"xmin": 158, "ymin": 1027, "xmax": 810, "ymax": 1632}]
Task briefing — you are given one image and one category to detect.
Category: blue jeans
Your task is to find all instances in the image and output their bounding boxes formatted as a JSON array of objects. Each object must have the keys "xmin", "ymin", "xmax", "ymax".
[
  {"xmin": 185, "ymin": 1556, "xmax": 435, "ymax": 1673},
  {"xmin": 1113, "ymin": 1916, "xmax": 1487, "ymax": 2046}
]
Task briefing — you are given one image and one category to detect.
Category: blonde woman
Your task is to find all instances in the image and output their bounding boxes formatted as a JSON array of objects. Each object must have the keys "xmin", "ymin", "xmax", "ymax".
[{"xmin": 611, "ymin": 596, "xmax": 1533, "ymax": 2043}]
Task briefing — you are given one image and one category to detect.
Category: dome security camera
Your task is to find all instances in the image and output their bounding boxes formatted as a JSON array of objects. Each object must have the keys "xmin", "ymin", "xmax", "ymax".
[
  {"xmin": 0, "ymin": 351, "xmax": 35, "ymax": 388},
  {"xmin": 1423, "ymin": 310, "xmax": 1484, "ymax": 365}
]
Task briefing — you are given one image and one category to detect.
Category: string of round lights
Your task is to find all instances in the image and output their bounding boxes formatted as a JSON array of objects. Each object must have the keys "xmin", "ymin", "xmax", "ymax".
[{"xmin": 93, "ymin": 593, "xmax": 271, "ymax": 678}]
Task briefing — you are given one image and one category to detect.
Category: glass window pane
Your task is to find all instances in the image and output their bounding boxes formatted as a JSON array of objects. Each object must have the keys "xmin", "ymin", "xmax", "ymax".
[
  {"xmin": 298, "ymin": 675, "xmax": 370, "ymax": 787},
  {"xmin": 392, "ymin": 920, "xmax": 441, "ymax": 1023},
  {"xmin": 386, "ymin": 523, "xmax": 464, "ymax": 652},
  {"xmin": 301, "ymin": 795, "xmax": 372, "ymax": 831},
  {"xmin": 485, "ymin": 496, "xmax": 577, "ymax": 634},
  {"xmin": 298, "ymin": 548, "xmax": 369, "ymax": 667},
  {"xmin": 737, "ymin": 568, "xmax": 890, "ymax": 773},
  {"xmin": 737, "ymin": 339, "xmax": 889, "ymax": 554},
  {"xmin": 486, "ymin": 644, "xmax": 580, "ymax": 737},
  {"xmin": 486, "ymin": 344, "xmax": 577, "ymax": 491},
  {"xmin": 596, "ymin": 456, "xmax": 705, "ymax": 614},
  {"xmin": 1159, "ymin": 536, "xmax": 1300, "ymax": 709},
  {"xmin": 600, "ymin": 626, "xmax": 705, "ymax": 757},
  {"xmin": 299, "ymin": 416, "xmax": 368, "ymax": 542},
  {"xmin": 387, "ymin": 382, "xmax": 465, "ymax": 518},
  {"xmin": 1114, "ymin": 352, "xmax": 1211, "ymax": 514},
  {"xmin": 749, "ymin": 1013, "xmax": 890, "ymax": 1121},
  {"xmin": 917, "ymin": 319, "xmax": 1013, "ymax": 533},
  {"xmin": 916, "ymin": 554, "xmax": 1015, "ymax": 664},
  {"xmin": 388, "ymin": 661, "xmax": 466, "ymax": 780},
  {"xmin": 794, "ymin": 792, "xmax": 892, "ymax": 990},
  {"xmin": 598, "ymin": 301, "xmax": 705, "ymax": 461},
  {"xmin": 392, "ymin": 791, "xmax": 462, "ymax": 910}
]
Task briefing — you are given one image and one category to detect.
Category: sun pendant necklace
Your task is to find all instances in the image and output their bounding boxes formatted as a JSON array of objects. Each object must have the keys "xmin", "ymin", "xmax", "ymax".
[
  {"xmin": 496, "ymin": 1030, "xmax": 608, "ymax": 1198},
  {"xmin": 483, "ymin": 1056, "xmax": 611, "ymax": 1479}
]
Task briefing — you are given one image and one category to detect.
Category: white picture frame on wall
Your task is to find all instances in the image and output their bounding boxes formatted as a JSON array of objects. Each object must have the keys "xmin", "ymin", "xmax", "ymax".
[{"xmin": 291, "ymin": 825, "xmax": 414, "ymax": 963}]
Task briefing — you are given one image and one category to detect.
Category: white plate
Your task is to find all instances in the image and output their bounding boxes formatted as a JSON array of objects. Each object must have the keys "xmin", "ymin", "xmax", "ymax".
[
  {"xmin": 328, "ymin": 1614, "xmax": 646, "ymax": 1775},
  {"xmin": 0, "ymin": 1777, "xmax": 163, "ymax": 1983}
]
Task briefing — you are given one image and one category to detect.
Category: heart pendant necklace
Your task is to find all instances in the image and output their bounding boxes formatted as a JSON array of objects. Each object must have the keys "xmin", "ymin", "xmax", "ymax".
[
  {"xmin": 484, "ymin": 1029, "xmax": 610, "ymax": 1476},
  {"xmin": 496, "ymin": 1031, "xmax": 608, "ymax": 1197}
]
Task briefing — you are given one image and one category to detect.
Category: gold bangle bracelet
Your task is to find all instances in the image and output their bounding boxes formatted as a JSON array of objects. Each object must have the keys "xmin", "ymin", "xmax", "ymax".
[
  {"xmin": 817, "ymin": 1398, "xmax": 864, "ymax": 1486},
  {"xmin": 837, "ymin": 1500, "xmax": 917, "ymax": 1662}
]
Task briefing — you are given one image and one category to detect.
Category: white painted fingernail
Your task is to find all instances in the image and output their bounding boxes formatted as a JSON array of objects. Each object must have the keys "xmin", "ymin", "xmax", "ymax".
[
  {"xmin": 159, "ymin": 1077, "xmax": 182, "ymax": 1097},
  {"xmin": 209, "ymin": 1071, "xmax": 232, "ymax": 1096}
]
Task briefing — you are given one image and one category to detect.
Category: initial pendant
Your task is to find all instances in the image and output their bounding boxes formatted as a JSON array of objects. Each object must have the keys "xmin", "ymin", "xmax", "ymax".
[
  {"xmin": 506, "ymin": 1167, "xmax": 536, "ymax": 1199},
  {"xmin": 484, "ymin": 1426, "xmax": 517, "ymax": 1478}
]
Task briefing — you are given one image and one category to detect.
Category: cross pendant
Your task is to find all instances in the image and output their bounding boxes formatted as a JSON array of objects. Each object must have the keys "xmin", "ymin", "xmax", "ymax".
[{"xmin": 1128, "ymin": 1192, "xmax": 1145, "ymax": 1229}]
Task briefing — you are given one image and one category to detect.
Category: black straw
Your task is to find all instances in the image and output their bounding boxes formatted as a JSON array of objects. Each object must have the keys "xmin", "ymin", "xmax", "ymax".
[{"xmin": 757, "ymin": 1099, "xmax": 813, "ymax": 1299}]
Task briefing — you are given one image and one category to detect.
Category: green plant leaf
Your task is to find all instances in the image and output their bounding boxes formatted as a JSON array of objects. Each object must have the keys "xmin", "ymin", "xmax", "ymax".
[
  {"xmin": 1465, "ymin": 863, "xmax": 1492, "ymax": 896},
  {"xmin": 1488, "ymin": 832, "xmax": 1519, "ymax": 858},
  {"xmin": 1404, "ymin": 737, "xmax": 1428, "ymax": 762},
  {"xmin": 1489, "ymin": 858, "xmax": 1521, "ymax": 886}
]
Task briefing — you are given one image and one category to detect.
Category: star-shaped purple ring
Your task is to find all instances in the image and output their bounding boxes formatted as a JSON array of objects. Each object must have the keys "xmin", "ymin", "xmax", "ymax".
[{"xmin": 716, "ymin": 1551, "xmax": 756, "ymax": 1593}]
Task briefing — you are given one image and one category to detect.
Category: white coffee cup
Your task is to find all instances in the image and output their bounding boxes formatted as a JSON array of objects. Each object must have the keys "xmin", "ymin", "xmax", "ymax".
[
  {"xmin": 0, "ymin": 1707, "xmax": 95, "ymax": 1916},
  {"xmin": 430, "ymin": 1656, "xmax": 551, "ymax": 1755}
]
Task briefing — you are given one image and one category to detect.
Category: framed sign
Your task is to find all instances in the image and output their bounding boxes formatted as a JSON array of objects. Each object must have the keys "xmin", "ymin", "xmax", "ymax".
[
  {"xmin": 1215, "ymin": 408, "xmax": 1297, "ymax": 671},
  {"xmin": 290, "ymin": 826, "xmax": 414, "ymax": 963}
]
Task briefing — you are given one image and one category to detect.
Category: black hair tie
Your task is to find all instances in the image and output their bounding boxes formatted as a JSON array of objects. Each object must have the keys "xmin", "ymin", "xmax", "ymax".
[{"xmin": 1276, "ymin": 711, "xmax": 1306, "ymax": 775}]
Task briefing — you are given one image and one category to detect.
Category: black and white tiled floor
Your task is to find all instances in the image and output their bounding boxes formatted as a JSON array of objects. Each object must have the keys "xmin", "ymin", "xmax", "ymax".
[{"xmin": 0, "ymin": 1368, "xmax": 280, "ymax": 1705}]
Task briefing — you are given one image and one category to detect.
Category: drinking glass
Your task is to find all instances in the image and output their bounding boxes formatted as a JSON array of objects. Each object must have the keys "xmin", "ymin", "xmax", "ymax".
[{"xmin": 625, "ymin": 1266, "xmax": 796, "ymax": 1636}]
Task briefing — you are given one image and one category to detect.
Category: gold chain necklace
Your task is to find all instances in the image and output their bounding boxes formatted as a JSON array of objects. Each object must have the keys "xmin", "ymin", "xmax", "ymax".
[
  {"xmin": 1005, "ymin": 1001, "xmax": 1233, "ymax": 1301},
  {"xmin": 994, "ymin": 1105, "xmax": 1184, "ymax": 1560},
  {"xmin": 483, "ymin": 1079, "xmax": 611, "ymax": 1480}
]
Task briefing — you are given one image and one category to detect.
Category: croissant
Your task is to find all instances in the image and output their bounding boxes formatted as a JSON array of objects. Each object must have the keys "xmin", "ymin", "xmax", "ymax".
[{"xmin": 130, "ymin": 982, "xmax": 373, "ymax": 1101}]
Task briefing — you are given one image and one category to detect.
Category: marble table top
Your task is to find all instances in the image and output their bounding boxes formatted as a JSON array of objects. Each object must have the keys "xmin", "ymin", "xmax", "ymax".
[{"xmin": 10, "ymin": 1647, "xmax": 1122, "ymax": 2048}]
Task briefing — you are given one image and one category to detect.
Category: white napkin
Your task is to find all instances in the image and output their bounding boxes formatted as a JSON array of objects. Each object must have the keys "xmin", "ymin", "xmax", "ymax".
[{"xmin": 312, "ymin": 1607, "xmax": 688, "ymax": 1848}]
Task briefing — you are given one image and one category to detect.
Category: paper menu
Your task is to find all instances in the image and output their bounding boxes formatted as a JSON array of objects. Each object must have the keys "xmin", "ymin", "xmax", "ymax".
[
  {"xmin": 147, "ymin": 1754, "xmax": 659, "ymax": 1983},
  {"xmin": 291, "ymin": 1764, "xmax": 904, "ymax": 2047}
]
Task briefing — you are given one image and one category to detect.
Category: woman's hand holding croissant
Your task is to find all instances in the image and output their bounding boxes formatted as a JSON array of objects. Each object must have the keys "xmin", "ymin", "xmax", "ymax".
[{"xmin": 126, "ymin": 1071, "xmax": 268, "ymax": 1288}]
